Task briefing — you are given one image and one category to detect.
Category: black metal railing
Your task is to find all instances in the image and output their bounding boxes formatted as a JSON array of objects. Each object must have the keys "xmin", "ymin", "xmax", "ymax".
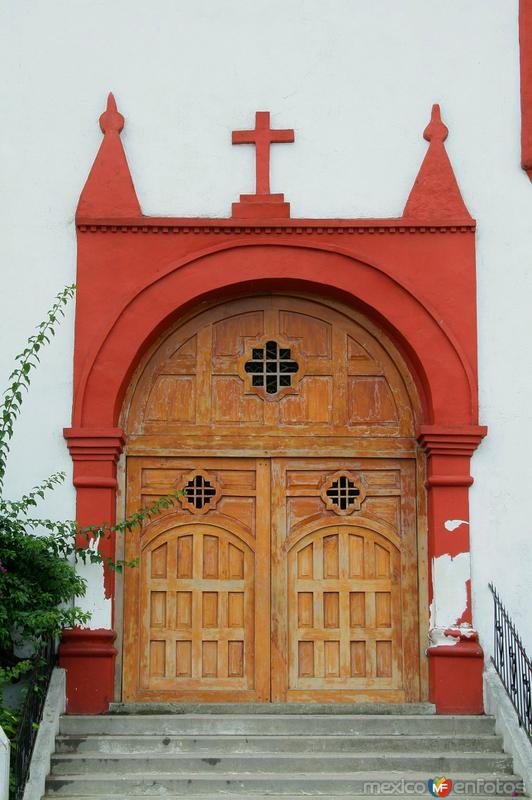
[
  {"xmin": 12, "ymin": 637, "xmax": 57, "ymax": 799},
  {"xmin": 489, "ymin": 583, "xmax": 532, "ymax": 741}
]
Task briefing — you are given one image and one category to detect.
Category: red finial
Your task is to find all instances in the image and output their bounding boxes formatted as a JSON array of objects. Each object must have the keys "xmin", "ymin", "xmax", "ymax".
[
  {"xmin": 402, "ymin": 103, "xmax": 472, "ymax": 222},
  {"xmin": 99, "ymin": 93, "xmax": 124, "ymax": 134},
  {"xmin": 423, "ymin": 104, "xmax": 448, "ymax": 143},
  {"xmin": 77, "ymin": 92, "xmax": 140, "ymax": 219}
]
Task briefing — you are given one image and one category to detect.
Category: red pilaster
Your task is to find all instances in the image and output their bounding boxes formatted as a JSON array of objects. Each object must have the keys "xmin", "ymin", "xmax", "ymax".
[
  {"xmin": 60, "ymin": 427, "xmax": 125, "ymax": 713},
  {"xmin": 520, "ymin": 0, "xmax": 532, "ymax": 180},
  {"xmin": 418, "ymin": 425, "xmax": 487, "ymax": 714}
]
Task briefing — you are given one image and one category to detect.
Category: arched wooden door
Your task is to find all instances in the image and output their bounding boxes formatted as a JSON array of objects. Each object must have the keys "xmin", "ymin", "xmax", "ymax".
[
  {"xmin": 125, "ymin": 457, "xmax": 271, "ymax": 702},
  {"xmin": 121, "ymin": 295, "xmax": 423, "ymax": 703}
]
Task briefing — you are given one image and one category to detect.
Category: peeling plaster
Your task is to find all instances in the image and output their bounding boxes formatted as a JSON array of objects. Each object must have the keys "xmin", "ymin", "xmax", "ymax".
[
  {"xmin": 456, "ymin": 625, "xmax": 477, "ymax": 638},
  {"xmin": 74, "ymin": 536, "xmax": 112, "ymax": 630},
  {"xmin": 428, "ymin": 624, "xmax": 478, "ymax": 648},
  {"xmin": 428, "ymin": 626, "xmax": 460, "ymax": 646},
  {"xmin": 430, "ymin": 551, "xmax": 471, "ymax": 632},
  {"xmin": 428, "ymin": 622, "xmax": 477, "ymax": 648},
  {"xmin": 444, "ymin": 519, "xmax": 469, "ymax": 532}
]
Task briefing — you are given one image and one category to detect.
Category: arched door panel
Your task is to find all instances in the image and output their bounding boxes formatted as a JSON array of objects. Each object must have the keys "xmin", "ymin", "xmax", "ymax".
[
  {"xmin": 288, "ymin": 526, "xmax": 402, "ymax": 691},
  {"xmin": 123, "ymin": 457, "xmax": 271, "ymax": 703},
  {"xmin": 141, "ymin": 525, "xmax": 255, "ymax": 691}
]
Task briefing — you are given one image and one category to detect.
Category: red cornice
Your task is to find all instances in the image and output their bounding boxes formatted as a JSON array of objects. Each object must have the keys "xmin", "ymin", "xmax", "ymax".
[
  {"xmin": 417, "ymin": 425, "xmax": 487, "ymax": 457},
  {"xmin": 425, "ymin": 475, "xmax": 475, "ymax": 487},
  {"xmin": 76, "ymin": 216, "xmax": 475, "ymax": 234},
  {"xmin": 64, "ymin": 427, "xmax": 125, "ymax": 462}
]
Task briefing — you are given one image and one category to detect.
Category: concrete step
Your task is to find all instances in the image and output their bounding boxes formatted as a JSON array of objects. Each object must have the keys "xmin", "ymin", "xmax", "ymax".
[
  {"xmin": 59, "ymin": 712, "xmax": 496, "ymax": 737},
  {"xmin": 49, "ymin": 750, "xmax": 514, "ymax": 775},
  {"xmin": 108, "ymin": 701, "xmax": 436, "ymax": 715},
  {"xmin": 47, "ymin": 710, "xmax": 526, "ymax": 798},
  {"xmin": 43, "ymin": 771, "xmax": 526, "ymax": 796},
  {"xmin": 54, "ymin": 731, "xmax": 505, "ymax": 755}
]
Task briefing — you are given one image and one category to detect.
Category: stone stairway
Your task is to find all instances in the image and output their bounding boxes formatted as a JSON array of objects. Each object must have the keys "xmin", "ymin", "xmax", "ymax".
[{"xmin": 43, "ymin": 704, "xmax": 527, "ymax": 798}]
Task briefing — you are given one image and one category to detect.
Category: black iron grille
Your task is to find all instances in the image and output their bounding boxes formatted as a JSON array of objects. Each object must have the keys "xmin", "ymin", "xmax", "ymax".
[
  {"xmin": 244, "ymin": 340, "xmax": 299, "ymax": 394},
  {"xmin": 184, "ymin": 474, "xmax": 217, "ymax": 510},
  {"xmin": 490, "ymin": 583, "xmax": 532, "ymax": 741},
  {"xmin": 326, "ymin": 474, "xmax": 361, "ymax": 512}
]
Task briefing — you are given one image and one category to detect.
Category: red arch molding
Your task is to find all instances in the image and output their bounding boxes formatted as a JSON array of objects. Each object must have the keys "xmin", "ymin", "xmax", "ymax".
[
  {"xmin": 75, "ymin": 243, "xmax": 477, "ymax": 428},
  {"xmin": 60, "ymin": 100, "xmax": 486, "ymax": 715}
]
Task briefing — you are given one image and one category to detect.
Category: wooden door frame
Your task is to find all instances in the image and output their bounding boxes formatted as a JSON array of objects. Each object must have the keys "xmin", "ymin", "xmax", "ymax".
[{"xmin": 112, "ymin": 291, "xmax": 431, "ymax": 703}]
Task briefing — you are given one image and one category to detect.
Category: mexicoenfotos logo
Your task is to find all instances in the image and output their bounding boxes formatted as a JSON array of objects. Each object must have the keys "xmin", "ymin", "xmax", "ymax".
[
  {"xmin": 428, "ymin": 777, "xmax": 453, "ymax": 797},
  {"xmin": 362, "ymin": 777, "xmax": 523, "ymax": 795}
]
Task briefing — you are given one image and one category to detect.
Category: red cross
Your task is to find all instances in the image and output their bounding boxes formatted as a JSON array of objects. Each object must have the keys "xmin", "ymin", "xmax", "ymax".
[{"xmin": 232, "ymin": 111, "xmax": 295, "ymax": 196}]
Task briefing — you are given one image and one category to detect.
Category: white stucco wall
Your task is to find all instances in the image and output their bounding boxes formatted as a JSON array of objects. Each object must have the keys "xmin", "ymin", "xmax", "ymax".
[{"xmin": 0, "ymin": 0, "xmax": 530, "ymax": 656}]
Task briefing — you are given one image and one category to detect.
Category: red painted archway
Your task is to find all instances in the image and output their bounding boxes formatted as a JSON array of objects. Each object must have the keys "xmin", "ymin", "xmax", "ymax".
[{"xmin": 60, "ymin": 98, "xmax": 486, "ymax": 715}]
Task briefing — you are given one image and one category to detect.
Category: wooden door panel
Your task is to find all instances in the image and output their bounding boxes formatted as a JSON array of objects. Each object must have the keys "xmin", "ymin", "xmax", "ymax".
[
  {"xmin": 272, "ymin": 457, "xmax": 419, "ymax": 703},
  {"xmin": 141, "ymin": 524, "xmax": 254, "ymax": 690},
  {"xmin": 123, "ymin": 457, "xmax": 270, "ymax": 703},
  {"xmin": 288, "ymin": 526, "xmax": 401, "ymax": 690}
]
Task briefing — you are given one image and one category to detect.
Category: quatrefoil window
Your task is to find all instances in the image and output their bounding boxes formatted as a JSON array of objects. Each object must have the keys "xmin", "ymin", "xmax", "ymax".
[
  {"xmin": 178, "ymin": 470, "xmax": 221, "ymax": 515},
  {"xmin": 320, "ymin": 471, "xmax": 366, "ymax": 516},
  {"xmin": 244, "ymin": 340, "xmax": 299, "ymax": 395}
]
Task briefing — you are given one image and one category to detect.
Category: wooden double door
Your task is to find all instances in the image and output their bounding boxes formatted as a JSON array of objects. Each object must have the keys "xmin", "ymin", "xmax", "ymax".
[{"xmin": 122, "ymin": 455, "xmax": 420, "ymax": 703}]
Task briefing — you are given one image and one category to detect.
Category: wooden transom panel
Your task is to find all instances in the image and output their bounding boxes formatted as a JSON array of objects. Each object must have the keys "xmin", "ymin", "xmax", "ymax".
[{"xmin": 122, "ymin": 295, "xmax": 417, "ymax": 449}]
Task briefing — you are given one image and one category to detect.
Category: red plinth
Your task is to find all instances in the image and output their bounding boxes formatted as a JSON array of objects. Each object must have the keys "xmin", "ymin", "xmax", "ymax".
[
  {"xmin": 59, "ymin": 628, "xmax": 117, "ymax": 714},
  {"xmin": 427, "ymin": 637, "xmax": 484, "ymax": 714},
  {"xmin": 232, "ymin": 193, "xmax": 291, "ymax": 218}
]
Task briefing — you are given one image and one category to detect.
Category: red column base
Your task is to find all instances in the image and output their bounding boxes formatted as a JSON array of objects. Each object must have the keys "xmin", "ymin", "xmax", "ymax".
[
  {"xmin": 428, "ymin": 633, "xmax": 484, "ymax": 714},
  {"xmin": 59, "ymin": 628, "xmax": 117, "ymax": 714}
]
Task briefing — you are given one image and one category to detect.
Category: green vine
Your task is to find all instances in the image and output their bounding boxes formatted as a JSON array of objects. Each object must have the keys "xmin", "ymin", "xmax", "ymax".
[{"xmin": 0, "ymin": 285, "xmax": 181, "ymax": 685}]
